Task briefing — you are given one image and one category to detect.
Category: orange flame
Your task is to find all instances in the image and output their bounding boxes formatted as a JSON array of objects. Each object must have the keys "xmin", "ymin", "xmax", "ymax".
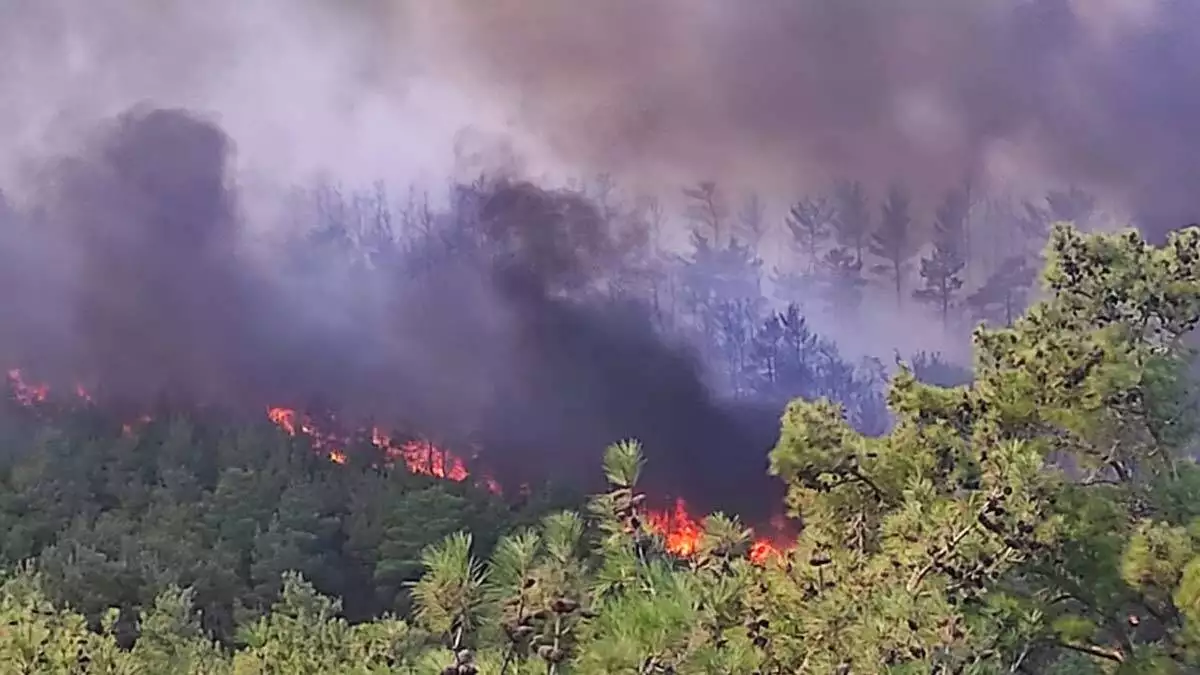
[
  {"xmin": 265, "ymin": 406, "xmax": 491, "ymax": 489},
  {"xmin": 644, "ymin": 498, "xmax": 705, "ymax": 558},
  {"xmin": 7, "ymin": 369, "xmax": 95, "ymax": 408},
  {"xmin": 4, "ymin": 368, "xmax": 788, "ymax": 562},
  {"xmin": 748, "ymin": 539, "xmax": 784, "ymax": 565},
  {"xmin": 643, "ymin": 498, "xmax": 788, "ymax": 565},
  {"xmin": 267, "ymin": 407, "xmax": 298, "ymax": 435},
  {"xmin": 6, "ymin": 369, "xmax": 150, "ymax": 436}
]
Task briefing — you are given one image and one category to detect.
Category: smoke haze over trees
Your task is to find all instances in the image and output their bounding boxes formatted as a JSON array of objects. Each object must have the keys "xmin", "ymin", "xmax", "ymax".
[
  {"xmin": 0, "ymin": 0, "xmax": 1192, "ymax": 530},
  {"xmin": 0, "ymin": 106, "xmax": 900, "ymax": 523}
]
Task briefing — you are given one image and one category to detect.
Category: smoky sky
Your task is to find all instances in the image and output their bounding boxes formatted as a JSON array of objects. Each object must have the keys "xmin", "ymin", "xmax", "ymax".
[
  {"xmin": 406, "ymin": 0, "xmax": 1200, "ymax": 228},
  {"xmin": 3, "ymin": 0, "xmax": 1200, "ymax": 229}
]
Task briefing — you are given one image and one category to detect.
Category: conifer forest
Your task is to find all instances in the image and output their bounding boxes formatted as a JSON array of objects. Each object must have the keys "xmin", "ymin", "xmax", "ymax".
[{"xmin": 5, "ymin": 2, "xmax": 1200, "ymax": 674}]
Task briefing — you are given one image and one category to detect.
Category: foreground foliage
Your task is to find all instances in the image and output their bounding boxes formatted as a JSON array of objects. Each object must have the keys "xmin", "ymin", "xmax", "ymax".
[{"xmin": 4, "ymin": 222, "xmax": 1200, "ymax": 673}]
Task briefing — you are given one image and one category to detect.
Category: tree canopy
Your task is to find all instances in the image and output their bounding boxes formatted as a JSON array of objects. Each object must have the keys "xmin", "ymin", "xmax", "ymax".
[{"xmin": 2, "ymin": 222, "xmax": 1200, "ymax": 673}]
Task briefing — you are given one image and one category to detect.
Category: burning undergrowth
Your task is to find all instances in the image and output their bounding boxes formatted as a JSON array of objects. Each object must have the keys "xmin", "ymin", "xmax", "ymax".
[
  {"xmin": 4, "ymin": 366, "xmax": 794, "ymax": 564},
  {"xmin": 0, "ymin": 106, "xmax": 798, "ymax": 559}
]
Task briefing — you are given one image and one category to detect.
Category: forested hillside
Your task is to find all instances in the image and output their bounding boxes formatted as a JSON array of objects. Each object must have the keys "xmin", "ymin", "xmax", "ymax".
[{"xmin": 2, "ymin": 220, "xmax": 1200, "ymax": 673}]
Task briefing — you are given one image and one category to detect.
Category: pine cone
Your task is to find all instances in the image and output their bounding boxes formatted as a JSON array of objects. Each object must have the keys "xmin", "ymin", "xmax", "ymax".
[{"xmin": 552, "ymin": 597, "xmax": 580, "ymax": 614}]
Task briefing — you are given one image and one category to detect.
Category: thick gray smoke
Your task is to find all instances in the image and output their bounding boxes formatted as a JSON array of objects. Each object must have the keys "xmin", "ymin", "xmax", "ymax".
[
  {"xmin": 0, "ymin": 108, "xmax": 783, "ymax": 518},
  {"xmin": 3, "ymin": 0, "xmax": 1200, "ymax": 228},
  {"xmin": 407, "ymin": 0, "xmax": 1200, "ymax": 229}
]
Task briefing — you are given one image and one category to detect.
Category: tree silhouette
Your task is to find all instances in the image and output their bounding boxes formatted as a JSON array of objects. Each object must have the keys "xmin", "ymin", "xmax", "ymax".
[
  {"xmin": 869, "ymin": 183, "xmax": 916, "ymax": 306},
  {"xmin": 786, "ymin": 195, "xmax": 836, "ymax": 274},
  {"xmin": 736, "ymin": 192, "xmax": 769, "ymax": 252},
  {"xmin": 682, "ymin": 181, "xmax": 727, "ymax": 244},
  {"xmin": 817, "ymin": 247, "xmax": 867, "ymax": 316},
  {"xmin": 913, "ymin": 187, "xmax": 969, "ymax": 326},
  {"xmin": 832, "ymin": 179, "xmax": 871, "ymax": 264},
  {"xmin": 966, "ymin": 254, "xmax": 1037, "ymax": 327}
]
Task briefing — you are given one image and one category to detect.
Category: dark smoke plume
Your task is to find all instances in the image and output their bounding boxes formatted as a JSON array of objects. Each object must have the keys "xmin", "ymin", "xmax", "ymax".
[
  {"xmin": 46, "ymin": 107, "xmax": 255, "ymax": 405},
  {"xmin": 409, "ymin": 0, "xmax": 1200, "ymax": 231},
  {"xmin": 2, "ymin": 107, "xmax": 784, "ymax": 519}
]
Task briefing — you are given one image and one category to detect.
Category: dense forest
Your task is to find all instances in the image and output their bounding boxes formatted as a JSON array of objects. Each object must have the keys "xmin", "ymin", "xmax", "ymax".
[{"xmin": 1, "ymin": 134, "xmax": 1199, "ymax": 673}]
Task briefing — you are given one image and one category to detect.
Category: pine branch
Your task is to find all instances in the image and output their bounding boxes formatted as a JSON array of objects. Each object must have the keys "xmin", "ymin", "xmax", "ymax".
[
  {"xmin": 906, "ymin": 525, "xmax": 973, "ymax": 592},
  {"xmin": 1053, "ymin": 640, "xmax": 1124, "ymax": 663}
]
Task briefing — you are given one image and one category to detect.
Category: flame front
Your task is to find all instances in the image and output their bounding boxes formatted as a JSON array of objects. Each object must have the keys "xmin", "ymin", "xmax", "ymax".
[
  {"xmin": 6, "ymin": 369, "xmax": 790, "ymax": 564},
  {"xmin": 370, "ymin": 428, "xmax": 469, "ymax": 482},
  {"xmin": 266, "ymin": 406, "xmax": 482, "ymax": 486}
]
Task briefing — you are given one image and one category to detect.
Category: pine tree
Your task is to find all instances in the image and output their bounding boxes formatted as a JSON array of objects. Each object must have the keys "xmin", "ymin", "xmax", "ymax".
[
  {"xmin": 913, "ymin": 187, "xmax": 969, "ymax": 326},
  {"xmin": 869, "ymin": 184, "xmax": 916, "ymax": 306},
  {"xmin": 818, "ymin": 247, "xmax": 867, "ymax": 316},
  {"xmin": 410, "ymin": 532, "xmax": 487, "ymax": 674},
  {"xmin": 786, "ymin": 195, "xmax": 835, "ymax": 273},
  {"xmin": 1018, "ymin": 186, "xmax": 1098, "ymax": 247},
  {"xmin": 1044, "ymin": 185, "xmax": 1097, "ymax": 227},
  {"xmin": 736, "ymin": 192, "xmax": 769, "ymax": 252},
  {"xmin": 677, "ymin": 230, "xmax": 764, "ymax": 353},
  {"xmin": 966, "ymin": 254, "xmax": 1036, "ymax": 326},
  {"xmin": 832, "ymin": 179, "xmax": 871, "ymax": 264},
  {"xmin": 131, "ymin": 585, "xmax": 225, "ymax": 672},
  {"xmin": 907, "ymin": 350, "xmax": 972, "ymax": 388},
  {"xmin": 762, "ymin": 224, "xmax": 1200, "ymax": 672},
  {"xmin": 682, "ymin": 181, "xmax": 727, "ymax": 244}
]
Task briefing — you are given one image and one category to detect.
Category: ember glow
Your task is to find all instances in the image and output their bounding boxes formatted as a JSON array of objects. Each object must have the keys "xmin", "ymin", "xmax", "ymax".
[
  {"xmin": 7, "ymin": 369, "xmax": 49, "ymax": 406},
  {"xmin": 8, "ymin": 369, "xmax": 96, "ymax": 408},
  {"xmin": 121, "ymin": 415, "xmax": 154, "ymax": 437}
]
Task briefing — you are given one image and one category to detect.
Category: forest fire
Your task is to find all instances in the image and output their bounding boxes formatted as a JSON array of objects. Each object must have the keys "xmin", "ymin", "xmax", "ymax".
[
  {"xmin": 5, "ymin": 368, "xmax": 790, "ymax": 564},
  {"xmin": 265, "ymin": 406, "xmax": 475, "ymax": 483},
  {"xmin": 7, "ymin": 369, "xmax": 49, "ymax": 406},
  {"xmin": 6, "ymin": 370, "xmax": 479, "ymax": 484},
  {"xmin": 644, "ymin": 498, "xmax": 787, "ymax": 565},
  {"xmin": 645, "ymin": 498, "xmax": 705, "ymax": 557}
]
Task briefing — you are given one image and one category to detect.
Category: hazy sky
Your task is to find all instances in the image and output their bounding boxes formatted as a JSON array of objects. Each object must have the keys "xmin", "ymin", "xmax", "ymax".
[{"xmin": 0, "ymin": 0, "xmax": 1197, "ymax": 229}]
